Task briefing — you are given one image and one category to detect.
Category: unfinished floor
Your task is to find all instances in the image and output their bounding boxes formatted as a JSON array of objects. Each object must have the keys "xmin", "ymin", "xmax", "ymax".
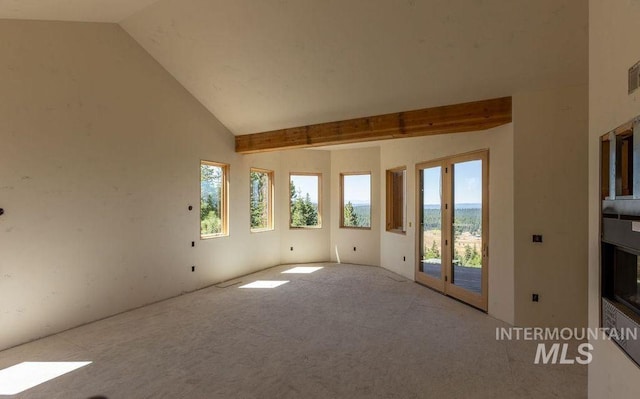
[{"xmin": 0, "ymin": 263, "xmax": 586, "ymax": 398}]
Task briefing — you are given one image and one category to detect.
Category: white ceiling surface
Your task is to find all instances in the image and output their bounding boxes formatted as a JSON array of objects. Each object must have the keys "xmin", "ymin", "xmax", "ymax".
[
  {"xmin": 0, "ymin": 0, "xmax": 160, "ymax": 23},
  {"xmin": 0, "ymin": 0, "xmax": 587, "ymax": 135}
]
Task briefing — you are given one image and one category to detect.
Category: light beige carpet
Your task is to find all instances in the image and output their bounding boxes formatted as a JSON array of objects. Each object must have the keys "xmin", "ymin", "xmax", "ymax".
[{"xmin": 0, "ymin": 263, "xmax": 586, "ymax": 398}]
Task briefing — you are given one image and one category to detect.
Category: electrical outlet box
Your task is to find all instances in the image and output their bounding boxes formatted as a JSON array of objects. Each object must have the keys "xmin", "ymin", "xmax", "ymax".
[
  {"xmin": 532, "ymin": 235, "xmax": 543, "ymax": 243},
  {"xmin": 532, "ymin": 293, "xmax": 539, "ymax": 302}
]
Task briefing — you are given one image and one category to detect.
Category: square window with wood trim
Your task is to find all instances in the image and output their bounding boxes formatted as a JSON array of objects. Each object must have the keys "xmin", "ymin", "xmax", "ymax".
[
  {"xmin": 290, "ymin": 173, "xmax": 322, "ymax": 228},
  {"xmin": 340, "ymin": 173, "xmax": 371, "ymax": 229},
  {"xmin": 386, "ymin": 167, "xmax": 406, "ymax": 233},
  {"xmin": 250, "ymin": 168, "xmax": 274, "ymax": 232},
  {"xmin": 200, "ymin": 161, "xmax": 229, "ymax": 238}
]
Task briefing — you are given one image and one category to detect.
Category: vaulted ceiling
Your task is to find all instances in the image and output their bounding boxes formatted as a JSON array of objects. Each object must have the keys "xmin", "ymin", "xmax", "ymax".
[{"xmin": 0, "ymin": 0, "xmax": 587, "ymax": 135}]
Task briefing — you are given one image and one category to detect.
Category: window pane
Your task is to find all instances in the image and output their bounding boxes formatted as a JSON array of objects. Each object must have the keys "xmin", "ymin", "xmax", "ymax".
[
  {"xmin": 341, "ymin": 173, "xmax": 371, "ymax": 228},
  {"xmin": 290, "ymin": 174, "xmax": 320, "ymax": 227},
  {"xmin": 250, "ymin": 169, "xmax": 272, "ymax": 231},
  {"xmin": 451, "ymin": 160, "xmax": 483, "ymax": 293},
  {"xmin": 201, "ymin": 161, "xmax": 226, "ymax": 237},
  {"xmin": 420, "ymin": 166, "xmax": 442, "ymax": 279}
]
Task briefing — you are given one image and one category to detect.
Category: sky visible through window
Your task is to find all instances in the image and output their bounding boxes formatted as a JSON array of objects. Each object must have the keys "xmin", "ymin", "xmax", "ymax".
[
  {"xmin": 422, "ymin": 167, "xmax": 442, "ymax": 206},
  {"xmin": 290, "ymin": 175, "xmax": 318, "ymax": 202},
  {"xmin": 423, "ymin": 161, "xmax": 482, "ymax": 206},
  {"xmin": 343, "ymin": 174, "xmax": 370, "ymax": 205},
  {"xmin": 453, "ymin": 160, "xmax": 482, "ymax": 206}
]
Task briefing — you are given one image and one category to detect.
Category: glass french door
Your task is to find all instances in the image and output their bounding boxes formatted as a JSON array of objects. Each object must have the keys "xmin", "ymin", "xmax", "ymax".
[{"xmin": 416, "ymin": 150, "xmax": 488, "ymax": 311}]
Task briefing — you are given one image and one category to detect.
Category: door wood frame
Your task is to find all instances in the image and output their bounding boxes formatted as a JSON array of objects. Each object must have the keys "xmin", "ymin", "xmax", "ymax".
[
  {"xmin": 415, "ymin": 149, "xmax": 489, "ymax": 311},
  {"xmin": 414, "ymin": 158, "xmax": 448, "ymax": 293}
]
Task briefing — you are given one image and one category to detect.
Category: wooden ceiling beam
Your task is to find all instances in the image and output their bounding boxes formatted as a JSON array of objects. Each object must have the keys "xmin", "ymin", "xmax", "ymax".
[{"xmin": 235, "ymin": 96, "xmax": 512, "ymax": 154}]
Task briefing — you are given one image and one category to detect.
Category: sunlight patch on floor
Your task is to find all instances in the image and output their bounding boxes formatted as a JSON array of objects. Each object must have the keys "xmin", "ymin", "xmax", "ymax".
[
  {"xmin": 281, "ymin": 266, "xmax": 323, "ymax": 274},
  {"xmin": 0, "ymin": 361, "xmax": 92, "ymax": 395},
  {"xmin": 239, "ymin": 280, "xmax": 289, "ymax": 289}
]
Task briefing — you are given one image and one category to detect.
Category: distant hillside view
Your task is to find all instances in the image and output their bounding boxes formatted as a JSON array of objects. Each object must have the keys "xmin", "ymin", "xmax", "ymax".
[
  {"xmin": 290, "ymin": 175, "xmax": 320, "ymax": 227},
  {"xmin": 422, "ymin": 204, "xmax": 482, "ymax": 268},
  {"xmin": 343, "ymin": 202, "xmax": 371, "ymax": 228},
  {"xmin": 342, "ymin": 173, "xmax": 372, "ymax": 228},
  {"xmin": 353, "ymin": 204, "xmax": 371, "ymax": 227}
]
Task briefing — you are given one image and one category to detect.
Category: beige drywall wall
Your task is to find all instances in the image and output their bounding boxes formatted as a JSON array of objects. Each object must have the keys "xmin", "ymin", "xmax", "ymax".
[
  {"xmin": 378, "ymin": 126, "xmax": 515, "ymax": 324},
  {"xmin": 278, "ymin": 149, "xmax": 332, "ymax": 264},
  {"xmin": 329, "ymin": 147, "xmax": 381, "ymax": 266},
  {"xmin": 513, "ymin": 86, "xmax": 588, "ymax": 329},
  {"xmin": 588, "ymin": 0, "xmax": 640, "ymax": 396},
  {"xmin": 0, "ymin": 20, "xmax": 295, "ymax": 351}
]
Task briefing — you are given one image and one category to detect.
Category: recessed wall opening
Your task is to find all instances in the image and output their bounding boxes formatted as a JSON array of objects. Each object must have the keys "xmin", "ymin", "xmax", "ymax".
[{"xmin": 386, "ymin": 167, "xmax": 406, "ymax": 233}]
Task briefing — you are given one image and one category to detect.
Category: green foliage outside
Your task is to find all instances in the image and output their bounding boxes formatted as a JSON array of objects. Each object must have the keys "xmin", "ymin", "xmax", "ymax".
[
  {"xmin": 201, "ymin": 164, "xmax": 222, "ymax": 235},
  {"xmin": 452, "ymin": 208, "xmax": 482, "ymax": 236},
  {"xmin": 422, "ymin": 207, "xmax": 481, "ymax": 234},
  {"xmin": 422, "ymin": 206, "xmax": 482, "ymax": 267},
  {"xmin": 422, "ymin": 207, "xmax": 442, "ymax": 230},
  {"xmin": 453, "ymin": 244, "xmax": 482, "ymax": 268},
  {"xmin": 290, "ymin": 181, "xmax": 319, "ymax": 227},
  {"xmin": 352, "ymin": 205, "xmax": 370, "ymax": 227},
  {"xmin": 424, "ymin": 241, "xmax": 441, "ymax": 260},
  {"xmin": 250, "ymin": 171, "xmax": 269, "ymax": 229},
  {"xmin": 423, "ymin": 241, "xmax": 481, "ymax": 267},
  {"xmin": 342, "ymin": 202, "xmax": 371, "ymax": 228},
  {"xmin": 343, "ymin": 201, "xmax": 359, "ymax": 227}
]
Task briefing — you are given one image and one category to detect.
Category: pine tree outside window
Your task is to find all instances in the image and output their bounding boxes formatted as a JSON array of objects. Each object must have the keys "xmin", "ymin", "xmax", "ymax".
[
  {"xmin": 200, "ymin": 161, "xmax": 229, "ymax": 238},
  {"xmin": 289, "ymin": 173, "xmax": 322, "ymax": 228},
  {"xmin": 250, "ymin": 168, "xmax": 274, "ymax": 232},
  {"xmin": 340, "ymin": 172, "xmax": 371, "ymax": 229}
]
